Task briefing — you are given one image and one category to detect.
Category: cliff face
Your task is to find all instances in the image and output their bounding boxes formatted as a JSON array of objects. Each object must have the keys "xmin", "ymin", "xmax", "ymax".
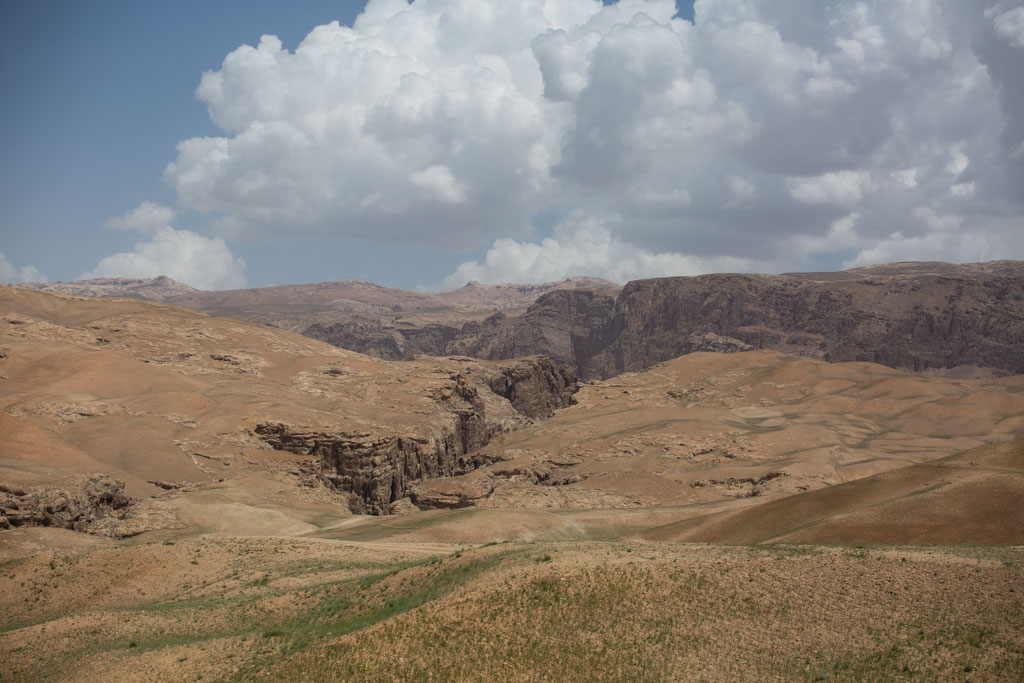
[
  {"xmin": 303, "ymin": 316, "xmax": 459, "ymax": 360},
  {"xmin": 485, "ymin": 356, "xmax": 580, "ymax": 418},
  {"xmin": 252, "ymin": 356, "xmax": 579, "ymax": 513},
  {"xmin": 584, "ymin": 272, "xmax": 1024, "ymax": 378},
  {"xmin": 300, "ymin": 290, "xmax": 618, "ymax": 368},
  {"xmin": 448, "ymin": 289, "xmax": 617, "ymax": 370},
  {"xmin": 424, "ymin": 264, "xmax": 1024, "ymax": 379}
]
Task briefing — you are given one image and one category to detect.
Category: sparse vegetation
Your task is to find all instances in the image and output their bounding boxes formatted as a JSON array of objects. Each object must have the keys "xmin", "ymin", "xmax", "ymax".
[{"xmin": 1, "ymin": 540, "xmax": 1021, "ymax": 681}]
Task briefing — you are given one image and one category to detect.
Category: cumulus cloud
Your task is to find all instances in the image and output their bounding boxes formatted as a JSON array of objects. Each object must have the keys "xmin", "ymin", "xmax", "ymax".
[
  {"xmin": 843, "ymin": 209, "xmax": 1024, "ymax": 269},
  {"xmin": 0, "ymin": 252, "xmax": 48, "ymax": 284},
  {"xmin": 82, "ymin": 227, "xmax": 247, "ymax": 290},
  {"xmin": 441, "ymin": 211, "xmax": 751, "ymax": 287},
  {"xmin": 787, "ymin": 171, "xmax": 874, "ymax": 207},
  {"xmin": 161, "ymin": 0, "xmax": 1022, "ymax": 276},
  {"xmin": 106, "ymin": 201, "xmax": 178, "ymax": 235},
  {"xmin": 83, "ymin": 202, "xmax": 247, "ymax": 290}
]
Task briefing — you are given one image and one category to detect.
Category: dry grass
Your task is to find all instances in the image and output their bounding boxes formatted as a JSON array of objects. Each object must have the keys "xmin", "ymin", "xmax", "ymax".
[{"xmin": 2, "ymin": 539, "xmax": 1021, "ymax": 682}]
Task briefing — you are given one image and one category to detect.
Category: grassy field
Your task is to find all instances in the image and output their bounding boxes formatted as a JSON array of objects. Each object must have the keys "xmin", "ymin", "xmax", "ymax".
[{"xmin": 2, "ymin": 538, "xmax": 1021, "ymax": 681}]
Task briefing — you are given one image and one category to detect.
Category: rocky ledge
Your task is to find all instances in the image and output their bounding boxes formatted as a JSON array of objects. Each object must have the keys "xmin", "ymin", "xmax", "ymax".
[{"xmin": 253, "ymin": 356, "xmax": 579, "ymax": 514}]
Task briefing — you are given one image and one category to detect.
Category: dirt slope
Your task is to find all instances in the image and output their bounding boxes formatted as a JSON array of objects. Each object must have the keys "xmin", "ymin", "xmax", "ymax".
[
  {"xmin": 408, "ymin": 350, "xmax": 1024, "ymax": 515},
  {"xmin": 642, "ymin": 440, "xmax": 1024, "ymax": 545}
]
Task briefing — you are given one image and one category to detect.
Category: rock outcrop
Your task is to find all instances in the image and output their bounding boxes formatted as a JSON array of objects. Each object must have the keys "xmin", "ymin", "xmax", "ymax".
[
  {"xmin": 304, "ymin": 316, "xmax": 459, "ymax": 360},
  {"xmin": 411, "ymin": 262, "xmax": 1024, "ymax": 379},
  {"xmin": 253, "ymin": 356, "xmax": 579, "ymax": 514},
  {"xmin": 485, "ymin": 356, "xmax": 580, "ymax": 418},
  {"xmin": 580, "ymin": 268, "xmax": 1024, "ymax": 378},
  {"xmin": 0, "ymin": 475, "xmax": 135, "ymax": 537}
]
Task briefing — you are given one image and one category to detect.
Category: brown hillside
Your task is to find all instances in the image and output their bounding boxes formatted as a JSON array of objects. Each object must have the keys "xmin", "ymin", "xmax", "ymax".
[
  {"xmin": 406, "ymin": 350, "xmax": 1024, "ymax": 518},
  {"xmin": 0, "ymin": 286, "xmax": 576, "ymax": 535},
  {"xmin": 641, "ymin": 440, "xmax": 1024, "ymax": 545}
]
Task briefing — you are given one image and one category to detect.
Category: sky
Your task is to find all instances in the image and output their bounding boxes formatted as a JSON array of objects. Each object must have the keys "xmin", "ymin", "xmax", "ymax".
[{"xmin": 1, "ymin": 0, "xmax": 1022, "ymax": 291}]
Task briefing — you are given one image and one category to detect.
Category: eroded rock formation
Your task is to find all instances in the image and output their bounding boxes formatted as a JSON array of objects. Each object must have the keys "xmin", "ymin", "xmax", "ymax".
[
  {"xmin": 253, "ymin": 356, "xmax": 580, "ymax": 514},
  {"xmin": 0, "ymin": 475, "xmax": 135, "ymax": 537},
  {"xmin": 412, "ymin": 262, "xmax": 1024, "ymax": 379},
  {"xmin": 485, "ymin": 356, "xmax": 580, "ymax": 418}
]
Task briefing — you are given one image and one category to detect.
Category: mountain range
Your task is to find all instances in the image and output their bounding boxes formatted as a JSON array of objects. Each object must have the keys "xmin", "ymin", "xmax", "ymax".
[{"xmin": 22, "ymin": 260, "xmax": 1024, "ymax": 379}]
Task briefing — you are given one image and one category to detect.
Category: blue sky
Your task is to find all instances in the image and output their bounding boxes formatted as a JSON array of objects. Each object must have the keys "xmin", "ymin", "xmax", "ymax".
[
  {"xmin": 1, "ymin": 1, "xmax": 383, "ymax": 284},
  {"xmin": 1, "ymin": 1, "xmax": 1021, "ymax": 291}
]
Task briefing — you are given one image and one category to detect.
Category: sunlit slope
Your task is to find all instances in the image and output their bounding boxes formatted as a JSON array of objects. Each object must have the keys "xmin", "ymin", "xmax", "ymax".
[{"xmin": 642, "ymin": 440, "xmax": 1024, "ymax": 545}]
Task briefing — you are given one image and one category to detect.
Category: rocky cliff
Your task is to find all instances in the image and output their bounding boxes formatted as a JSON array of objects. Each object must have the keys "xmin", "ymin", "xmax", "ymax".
[
  {"xmin": 414, "ymin": 262, "xmax": 1024, "ymax": 379},
  {"xmin": 303, "ymin": 316, "xmax": 460, "ymax": 361},
  {"xmin": 582, "ymin": 267, "xmax": 1024, "ymax": 378},
  {"xmin": 252, "ymin": 356, "xmax": 579, "ymax": 513}
]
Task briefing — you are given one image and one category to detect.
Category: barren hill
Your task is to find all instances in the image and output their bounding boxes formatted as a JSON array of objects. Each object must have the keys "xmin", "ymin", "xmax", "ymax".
[
  {"xmin": 402, "ymin": 349, "xmax": 1024, "ymax": 521},
  {"xmin": 20, "ymin": 275, "xmax": 619, "ymax": 314},
  {"xmin": 641, "ymin": 439, "xmax": 1024, "ymax": 546},
  {"xmin": 0, "ymin": 286, "xmax": 577, "ymax": 535}
]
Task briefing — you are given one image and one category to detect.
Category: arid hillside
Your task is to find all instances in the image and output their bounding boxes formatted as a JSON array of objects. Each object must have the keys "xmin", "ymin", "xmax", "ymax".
[
  {"xmin": 0, "ymin": 286, "xmax": 577, "ymax": 535},
  {"xmin": 642, "ymin": 440, "xmax": 1024, "ymax": 546},
  {"xmin": 3, "ymin": 285, "xmax": 1024, "ymax": 681},
  {"xmin": 403, "ymin": 350, "xmax": 1024, "ymax": 521}
]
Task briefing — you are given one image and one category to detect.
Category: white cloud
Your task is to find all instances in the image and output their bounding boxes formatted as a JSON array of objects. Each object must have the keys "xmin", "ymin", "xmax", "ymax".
[
  {"xmin": 841, "ymin": 207, "xmax": 1024, "ymax": 268},
  {"xmin": 843, "ymin": 232, "xmax": 996, "ymax": 269},
  {"xmin": 18, "ymin": 265, "xmax": 48, "ymax": 284},
  {"xmin": 911, "ymin": 206, "xmax": 962, "ymax": 232},
  {"xmin": 441, "ymin": 211, "xmax": 751, "ymax": 288},
  {"xmin": 890, "ymin": 169, "xmax": 918, "ymax": 189},
  {"xmin": 782, "ymin": 212, "xmax": 865, "ymax": 262},
  {"xmin": 0, "ymin": 252, "xmax": 48, "ymax": 284},
  {"xmin": 106, "ymin": 201, "xmax": 177, "ymax": 235},
  {"xmin": 787, "ymin": 171, "xmax": 874, "ymax": 207},
  {"xmin": 725, "ymin": 174, "xmax": 756, "ymax": 206},
  {"xmin": 988, "ymin": 4, "xmax": 1024, "ymax": 49},
  {"xmin": 410, "ymin": 165, "xmax": 468, "ymax": 204},
  {"xmin": 152, "ymin": 0, "xmax": 1022, "ymax": 276},
  {"xmin": 0, "ymin": 253, "xmax": 14, "ymax": 282},
  {"xmin": 945, "ymin": 149, "xmax": 969, "ymax": 176},
  {"xmin": 949, "ymin": 182, "xmax": 976, "ymax": 198},
  {"xmin": 82, "ymin": 227, "xmax": 247, "ymax": 291},
  {"xmin": 87, "ymin": 201, "xmax": 247, "ymax": 290}
]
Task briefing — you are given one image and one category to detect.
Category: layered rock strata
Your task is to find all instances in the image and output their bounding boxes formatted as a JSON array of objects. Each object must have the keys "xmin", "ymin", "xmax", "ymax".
[
  {"xmin": 424, "ymin": 263, "xmax": 1024, "ymax": 379},
  {"xmin": 254, "ymin": 356, "xmax": 579, "ymax": 513}
]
